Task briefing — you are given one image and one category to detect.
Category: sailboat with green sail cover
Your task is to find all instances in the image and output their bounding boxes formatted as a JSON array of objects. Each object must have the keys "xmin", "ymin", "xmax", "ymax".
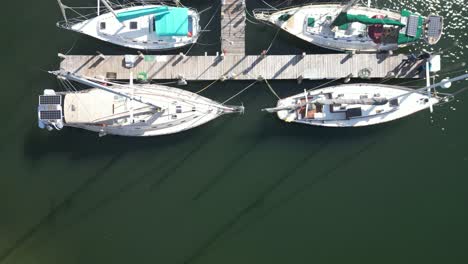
[
  {"xmin": 254, "ymin": 0, "xmax": 443, "ymax": 52},
  {"xmin": 56, "ymin": 0, "xmax": 201, "ymax": 50}
]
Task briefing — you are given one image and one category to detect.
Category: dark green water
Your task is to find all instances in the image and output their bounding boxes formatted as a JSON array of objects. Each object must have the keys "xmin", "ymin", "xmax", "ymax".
[{"xmin": 1, "ymin": 1, "xmax": 468, "ymax": 263}]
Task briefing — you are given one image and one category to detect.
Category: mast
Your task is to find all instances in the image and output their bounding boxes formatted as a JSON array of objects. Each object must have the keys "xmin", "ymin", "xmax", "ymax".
[
  {"xmin": 97, "ymin": 0, "xmax": 100, "ymax": 16},
  {"xmin": 51, "ymin": 71, "xmax": 161, "ymax": 109},
  {"xmin": 425, "ymin": 61, "xmax": 433, "ymax": 112},
  {"xmin": 57, "ymin": 0, "xmax": 68, "ymax": 24},
  {"xmin": 129, "ymin": 72, "xmax": 135, "ymax": 123},
  {"xmin": 390, "ymin": 73, "xmax": 468, "ymax": 101},
  {"xmin": 340, "ymin": 0, "xmax": 361, "ymax": 14},
  {"xmin": 330, "ymin": 0, "xmax": 360, "ymax": 27}
]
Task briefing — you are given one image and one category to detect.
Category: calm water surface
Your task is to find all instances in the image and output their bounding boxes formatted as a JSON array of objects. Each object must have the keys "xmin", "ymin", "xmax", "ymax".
[{"xmin": 1, "ymin": 1, "xmax": 468, "ymax": 263}]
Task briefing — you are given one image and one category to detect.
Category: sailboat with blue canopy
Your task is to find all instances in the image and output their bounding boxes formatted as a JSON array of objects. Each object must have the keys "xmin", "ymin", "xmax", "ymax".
[{"xmin": 56, "ymin": 1, "xmax": 200, "ymax": 50}]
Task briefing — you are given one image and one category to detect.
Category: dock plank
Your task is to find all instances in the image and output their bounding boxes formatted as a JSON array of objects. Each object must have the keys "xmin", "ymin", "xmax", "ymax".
[
  {"xmin": 221, "ymin": 0, "xmax": 246, "ymax": 56},
  {"xmin": 60, "ymin": 54, "xmax": 423, "ymax": 81}
]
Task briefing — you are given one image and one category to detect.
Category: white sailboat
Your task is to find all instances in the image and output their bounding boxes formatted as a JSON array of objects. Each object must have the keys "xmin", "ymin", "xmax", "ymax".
[
  {"xmin": 254, "ymin": 0, "xmax": 443, "ymax": 52},
  {"xmin": 38, "ymin": 71, "xmax": 243, "ymax": 136},
  {"xmin": 263, "ymin": 58, "xmax": 468, "ymax": 127},
  {"xmin": 56, "ymin": 0, "xmax": 201, "ymax": 50}
]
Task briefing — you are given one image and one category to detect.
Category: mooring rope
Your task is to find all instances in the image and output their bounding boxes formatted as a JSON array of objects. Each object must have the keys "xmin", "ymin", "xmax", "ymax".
[
  {"xmin": 264, "ymin": 79, "xmax": 281, "ymax": 99},
  {"xmin": 265, "ymin": 27, "xmax": 281, "ymax": 54},
  {"xmin": 222, "ymin": 81, "xmax": 258, "ymax": 104},
  {"xmin": 196, "ymin": 79, "xmax": 220, "ymax": 94}
]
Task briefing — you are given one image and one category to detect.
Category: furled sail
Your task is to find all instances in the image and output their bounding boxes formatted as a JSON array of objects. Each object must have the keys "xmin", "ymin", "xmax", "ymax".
[
  {"xmin": 332, "ymin": 12, "xmax": 404, "ymax": 27},
  {"xmin": 315, "ymin": 97, "xmax": 389, "ymax": 105}
]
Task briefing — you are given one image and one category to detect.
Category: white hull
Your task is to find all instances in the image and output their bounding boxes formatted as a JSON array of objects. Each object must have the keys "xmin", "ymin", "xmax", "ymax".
[
  {"xmin": 60, "ymin": 5, "xmax": 200, "ymax": 50},
  {"xmin": 271, "ymin": 84, "xmax": 439, "ymax": 127},
  {"xmin": 255, "ymin": 4, "xmax": 442, "ymax": 52},
  {"xmin": 39, "ymin": 83, "xmax": 242, "ymax": 137}
]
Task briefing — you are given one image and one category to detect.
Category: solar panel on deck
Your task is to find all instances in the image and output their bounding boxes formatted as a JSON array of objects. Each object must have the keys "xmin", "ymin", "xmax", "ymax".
[
  {"xmin": 406, "ymin": 15, "xmax": 419, "ymax": 37},
  {"xmin": 40, "ymin": 110, "xmax": 62, "ymax": 120},
  {"xmin": 39, "ymin": 95, "xmax": 61, "ymax": 105},
  {"xmin": 427, "ymin": 17, "xmax": 442, "ymax": 37}
]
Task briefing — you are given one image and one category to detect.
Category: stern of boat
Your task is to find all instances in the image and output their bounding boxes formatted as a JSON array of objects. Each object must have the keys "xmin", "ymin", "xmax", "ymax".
[
  {"xmin": 425, "ymin": 15, "xmax": 443, "ymax": 45},
  {"xmin": 38, "ymin": 90, "xmax": 65, "ymax": 131}
]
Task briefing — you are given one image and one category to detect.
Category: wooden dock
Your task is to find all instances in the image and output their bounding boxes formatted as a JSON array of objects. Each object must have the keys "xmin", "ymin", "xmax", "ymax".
[
  {"xmin": 59, "ymin": 53, "xmax": 423, "ymax": 81},
  {"xmin": 221, "ymin": 0, "xmax": 246, "ymax": 55}
]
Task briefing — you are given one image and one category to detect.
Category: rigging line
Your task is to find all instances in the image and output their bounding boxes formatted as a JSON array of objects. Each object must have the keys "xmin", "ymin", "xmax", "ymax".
[
  {"xmin": 246, "ymin": 16, "xmax": 262, "ymax": 25},
  {"xmin": 195, "ymin": 41, "xmax": 221, "ymax": 46},
  {"xmin": 184, "ymin": 2, "xmax": 222, "ymax": 56},
  {"xmin": 260, "ymin": 0, "xmax": 278, "ymax": 10},
  {"xmin": 196, "ymin": 79, "xmax": 220, "ymax": 94},
  {"xmin": 307, "ymin": 77, "xmax": 343, "ymax": 91},
  {"xmin": 273, "ymin": 0, "xmax": 293, "ymax": 8},
  {"xmin": 449, "ymin": 85, "xmax": 468, "ymax": 97},
  {"xmin": 378, "ymin": 75, "xmax": 398, "ymax": 84},
  {"xmin": 64, "ymin": 37, "xmax": 79, "ymax": 55},
  {"xmin": 67, "ymin": 7, "xmax": 91, "ymax": 21},
  {"xmin": 244, "ymin": 7, "xmax": 263, "ymax": 25},
  {"xmin": 63, "ymin": 6, "xmax": 99, "ymax": 9},
  {"xmin": 198, "ymin": 6, "xmax": 213, "ymax": 15},
  {"xmin": 264, "ymin": 79, "xmax": 281, "ymax": 100},
  {"xmin": 222, "ymin": 81, "xmax": 258, "ymax": 104},
  {"xmin": 60, "ymin": 78, "xmax": 73, "ymax": 92},
  {"xmin": 389, "ymin": 68, "xmax": 468, "ymax": 87},
  {"xmin": 58, "ymin": 78, "xmax": 97, "ymax": 120},
  {"xmin": 152, "ymin": 81, "xmax": 179, "ymax": 85}
]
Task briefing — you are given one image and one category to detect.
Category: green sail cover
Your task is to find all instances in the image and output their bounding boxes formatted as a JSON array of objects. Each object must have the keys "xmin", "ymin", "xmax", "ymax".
[
  {"xmin": 332, "ymin": 12, "xmax": 405, "ymax": 27},
  {"xmin": 154, "ymin": 7, "xmax": 189, "ymax": 36},
  {"xmin": 116, "ymin": 7, "xmax": 170, "ymax": 22}
]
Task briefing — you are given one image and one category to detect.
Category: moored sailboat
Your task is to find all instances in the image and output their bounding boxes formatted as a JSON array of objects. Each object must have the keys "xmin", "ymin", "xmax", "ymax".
[
  {"xmin": 56, "ymin": 0, "xmax": 201, "ymax": 50},
  {"xmin": 254, "ymin": 0, "xmax": 443, "ymax": 52},
  {"xmin": 263, "ymin": 59, "xmax": 468, "ymax": 127},
  {"xmin": 38, "ymin": 71, "xmax": 243, "ymax": 136}
]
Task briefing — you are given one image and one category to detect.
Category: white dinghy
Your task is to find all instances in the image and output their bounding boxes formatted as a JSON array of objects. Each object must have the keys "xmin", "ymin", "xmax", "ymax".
[
  {"xmin": 263, "ymin": 58, "xmax": 468, "ymax": 127},
  {"xmin": 254, "ymin": 0, "xmax": 443, "ymax": 52},
  {"xmin": 56, "ymin": 0, "xmax": 200, "ymax": 50},
  {"xmin": 38, "ymin": 71, "xmax": 243, "ymax": 137}
]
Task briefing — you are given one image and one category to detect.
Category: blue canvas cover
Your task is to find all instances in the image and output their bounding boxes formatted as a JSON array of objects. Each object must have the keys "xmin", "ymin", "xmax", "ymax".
[
  {"xmin": 154, "ymin": 7, "xmax": 189, "ymax": 36},
  {"xmin": 116, "ymin": 7, "xmax": 169, "ymax": 22}
]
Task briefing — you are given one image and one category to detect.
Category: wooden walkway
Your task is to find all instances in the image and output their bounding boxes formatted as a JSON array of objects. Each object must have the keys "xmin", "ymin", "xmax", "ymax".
[
  {"xmin": 221, "ymin": 0, "xmax": 246, "ymax": 55},
  {"xmin": 59, "ymin": 53, "xmax": 423, "ymax": 81}
]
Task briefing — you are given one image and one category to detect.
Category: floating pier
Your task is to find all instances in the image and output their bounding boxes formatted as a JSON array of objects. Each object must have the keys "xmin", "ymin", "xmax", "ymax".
[{"xmin": 60, "ymin": 53, "xmax": 423, "ymax": 81}]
